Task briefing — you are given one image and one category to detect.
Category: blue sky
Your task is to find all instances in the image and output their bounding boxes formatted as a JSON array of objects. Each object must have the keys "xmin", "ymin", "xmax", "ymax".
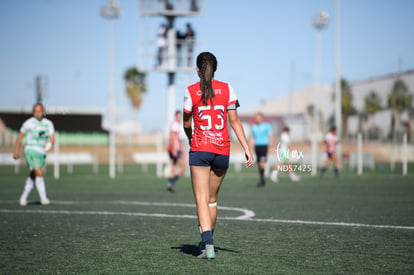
[{"xmin": 1, "ymin": 0, "xmax": 413, "ymax": 132}]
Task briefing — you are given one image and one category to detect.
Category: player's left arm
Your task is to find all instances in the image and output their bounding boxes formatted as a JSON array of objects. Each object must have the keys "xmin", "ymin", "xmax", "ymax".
[
  {"xmin": 228, "ymin": 109, "xmax": 254, "ymax": 168},
  {"xmin": 45, "ymin": 122, "xmax": 55, "ymax": 152},
  {"xmin": 45, "ymin": 134, "xmax": 55, "ymax": 152},
  {"xmin": 268, "ymin": 125, "xmax": 274, "ymax": 152}
]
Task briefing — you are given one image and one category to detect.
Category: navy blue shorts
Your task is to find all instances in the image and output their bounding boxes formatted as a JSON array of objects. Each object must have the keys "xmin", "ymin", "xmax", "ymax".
[
  {"xmin": 189, "ymin": 151, "xmax": 229, "ymax": 171},
  {"xmin": 169, "ymin": 151, "xmax": 182, "ymax": 165}
]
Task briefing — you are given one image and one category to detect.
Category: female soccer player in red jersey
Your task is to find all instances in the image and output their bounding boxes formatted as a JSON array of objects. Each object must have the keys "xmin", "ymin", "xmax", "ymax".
[
  {"xmin": 183, "ymin": 52, "xmax": 254, "ymax": 259},
  {"xmin": 320, "ymin": 126, "xmax": 340, "ymax": 178}
]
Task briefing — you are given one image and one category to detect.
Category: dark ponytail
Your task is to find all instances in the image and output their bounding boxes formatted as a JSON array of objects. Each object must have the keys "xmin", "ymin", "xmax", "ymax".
[{"xmin": 196, "ymin": 52, "xmax": 217, "ymax": 105}]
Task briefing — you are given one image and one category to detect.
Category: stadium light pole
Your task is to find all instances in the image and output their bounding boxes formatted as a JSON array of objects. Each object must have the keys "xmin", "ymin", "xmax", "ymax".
[
  {"xmin": 311, "ymin": 11, "xmax": 329, "ymax": 176},
  {"xmin": 334, "ymin": 0, "xmax": 342, "ymax": 168},
  {"xmin": 101, "ymin": 0, "xmax": 120, "ymax": 179}
]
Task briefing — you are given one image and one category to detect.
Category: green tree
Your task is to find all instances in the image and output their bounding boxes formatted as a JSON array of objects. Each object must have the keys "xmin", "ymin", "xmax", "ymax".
[
  {"xmin": 339, "ymin": 78, "xmax": 356, "ymax": 139},
  {"xmin": 364, "ymin": 90, "xmax": 382, "ymax": 138},
  {"xmin": 124, "ymin": 67, "xmax": 147, "ymax": 109},
  {"xmin": 387, "ymin": 79, "xmax": 412, "ymax": 141}
]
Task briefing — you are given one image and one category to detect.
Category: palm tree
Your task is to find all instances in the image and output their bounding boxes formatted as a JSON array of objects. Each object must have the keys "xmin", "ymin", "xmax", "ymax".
[
  {"xmin": 364, "ymin": 90, "xmax": 382, "ymax": 139},
  {"xmin": 387, "ymin": 79, "xmax": 412, "ymax": 142},
  {"xmin": 124, "ymin": 67, "xmax": 147, "ymax": 109},
  {"xmin": 340, "ymin": 78, "xmax": 356, "ymax": 139}
]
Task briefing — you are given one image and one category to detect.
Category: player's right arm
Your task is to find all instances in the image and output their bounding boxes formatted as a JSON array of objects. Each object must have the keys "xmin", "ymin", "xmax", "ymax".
[
  {"xmin": 13, "ymin": 132, "xmax": 25, "ymax": 160},
  {"xmin": 13, "ymin": 120, "xmax": 29, "ymax": 159},
  {"xmin": 183, "ymin": 113, "xmax": 192, "ymax": 145},
  {"xmin": 183, "ymin": 88, "xmax": 193, "ymax": 146}
]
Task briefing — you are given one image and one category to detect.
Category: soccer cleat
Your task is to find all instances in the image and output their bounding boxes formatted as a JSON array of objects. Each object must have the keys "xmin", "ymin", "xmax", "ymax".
[
  {"xmin": 19, "ymin": 197, "xmax": 27, "ymax": 206},
  {"xmin": 290, "ymin": 173, "xmax": 301, "ymax": 182},
  {"xmin": 197, "ymin": 244, "xmax": 215, "ymax": 260},
  {"xmin": 41, "ymin": 198, "xmax": 50, "ymax": 205},
  {"xmin": 257, "ymin": 179, "xmax": 266, "ymax": 187},
  {"xmin": 270, "ymin": 170, "xmax": 278, "ymax": 183},
  {"xmin": 167, "ymin": 185, "xmax": 175, "ymax": 193},
  {"xmin": 166, "ymin": 182, "xmax": 175, "ymax": 193}
]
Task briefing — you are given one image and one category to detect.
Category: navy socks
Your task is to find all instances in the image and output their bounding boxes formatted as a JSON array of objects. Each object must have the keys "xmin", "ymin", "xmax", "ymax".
[{"xmin": 201, "ymin": 230, "xmax": 214, "ymax": 245}]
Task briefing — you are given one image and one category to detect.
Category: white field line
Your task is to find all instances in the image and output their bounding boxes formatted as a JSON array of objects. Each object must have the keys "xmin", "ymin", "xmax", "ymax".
[
  {"xmin": 224, "ymin": 217, "xmax": 414, "ymax": 230},
  {"xmin": 0, "ymin": 200, "xmax": 256, "ymax": 220},
  {"xmin": 0, "ymin": 200, "xmax": 413, "ymax": 230}
]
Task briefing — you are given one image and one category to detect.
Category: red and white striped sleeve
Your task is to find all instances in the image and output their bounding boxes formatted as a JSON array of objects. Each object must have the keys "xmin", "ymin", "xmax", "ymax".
[{"xmin": 183, "ymin": 88, "xmax": 193, "ymax": 114}]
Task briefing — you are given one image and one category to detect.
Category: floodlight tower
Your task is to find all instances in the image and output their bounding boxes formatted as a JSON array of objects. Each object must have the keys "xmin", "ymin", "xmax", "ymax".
[
  {"xmin": 311, "ymin": 10, "xmax": 329, "ymax": 176},
  {"xmin": 138, "ymin": 0, "xmax": 203, "ymax": 131},
  {"xmin": 334, "ymin": 0, "xmax": 342, "ymax": 168},
  {"xmin": 101, "ymin": 0, "xmax": 120, "ymax": 179}
]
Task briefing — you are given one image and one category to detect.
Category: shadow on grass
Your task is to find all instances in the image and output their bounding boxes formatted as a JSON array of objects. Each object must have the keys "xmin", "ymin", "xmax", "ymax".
[
  {"xmin": 171, "ymin": 244, "xmax": 240, "ymax": 256},
  {"xmin": 27, "ymin": 201, "xmax": 42, "ymax": 205}
]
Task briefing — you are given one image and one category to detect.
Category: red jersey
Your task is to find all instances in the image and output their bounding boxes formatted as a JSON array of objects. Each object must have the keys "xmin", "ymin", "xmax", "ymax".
[
  {"xmin": 324, "ymin": 131, "xmax": 338, "ymax": 154},
  {"xmin": 168, "ymin": 119, "xmax": 181, "ymax": 153},
  {"xmin": 183, "ymin": 80, "xmax": 238, "ymax": 155}
]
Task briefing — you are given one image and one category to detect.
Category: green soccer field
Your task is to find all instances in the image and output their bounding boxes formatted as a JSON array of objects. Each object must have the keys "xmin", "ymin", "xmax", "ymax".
[{"xmin": 1, "ymin": 164, "xmax": 413, "ymax": 274}]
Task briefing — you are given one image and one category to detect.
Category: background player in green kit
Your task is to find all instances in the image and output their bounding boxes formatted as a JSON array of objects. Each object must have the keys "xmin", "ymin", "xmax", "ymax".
[
  {"xmin": 270, "ymin": 126, "xmax": 300, "ymax": 182},
  {"xmin": 13, "ymin": 103, "xmax": 55, "ymax": 206}
]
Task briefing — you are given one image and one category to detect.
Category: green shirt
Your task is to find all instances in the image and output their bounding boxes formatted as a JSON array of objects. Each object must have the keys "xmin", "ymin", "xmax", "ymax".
[{"xmin": 20, "ymin": 117, "xmax": 55, "ymax": 154}]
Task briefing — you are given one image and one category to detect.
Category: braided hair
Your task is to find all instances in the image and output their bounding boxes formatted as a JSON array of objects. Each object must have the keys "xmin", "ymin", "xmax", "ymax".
[{"xmin": 196, "ymin": 52, "xmax": 217, "ymax": 105}]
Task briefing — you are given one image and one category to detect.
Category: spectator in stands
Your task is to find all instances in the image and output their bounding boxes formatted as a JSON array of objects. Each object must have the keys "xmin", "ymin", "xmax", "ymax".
[
  {"xmin": 13, "ymin": 103, "xmax": 55, "ymax": 206},
  {"xmin": 156, "ymin": 23, "xmax": 167, "ymax": 67},
  {"xmin": 190, "ymin": 0, "xmax": 198, "ymax": 11},
  {"xmin": 185, "ymin": 23, "xmax": 195, "ymax": 66},
  {"xmin": 176, "ymin": 30, "xmax": 185, "ymax": 67},
  {"xmin": 160, "ymin": 0, "xmax": 173, "ymax": 10}
]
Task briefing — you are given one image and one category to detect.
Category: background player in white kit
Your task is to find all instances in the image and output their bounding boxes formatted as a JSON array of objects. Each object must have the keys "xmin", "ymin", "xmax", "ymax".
[
  {"xmin": 13, "ymin": 103, "xmax": 55, "ymax": 206},
  {"xmin": 320, "ymin": 126, "xmax": 340, "ymax": 178},
  {"xmin": 270, "ymin": 127, "xmax": 300, "ymax": 182}
]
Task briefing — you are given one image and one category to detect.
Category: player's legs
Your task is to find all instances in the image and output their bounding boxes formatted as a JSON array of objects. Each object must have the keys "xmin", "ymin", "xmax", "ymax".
[
  {"xmin": 320, "ymin": 153, "xmax": 333, "ymax": 178},
  {"xmin": 23, "ymin": 150, "xmax": 49, "ymax": 205},
  {"xmin": 167, "ymin": 153, "xmax": 178, "ymax": 192},
  {"xmin": 286, "ymin": 161, "xmax": 301, "ymax": 181},
  {"xmin": 270, "ymin": 163, "xmax": 281, "ymax": 182},
  {"xmin": 196, "ymin": 168, "xmax": 225, "ymax": 260},
  {"xmin": 189, "ymin": 152, "xmax": 228, "ymax": 259},
  {"xmin": 190, "ymin": 165, "xmax": 213, "ymax": 238},
  {"xmin": 323, "ymin": 159, "xmax": 331, "ymax": 169},
  {"xmin": 208, "ymin": 169, "xmax": 226, "ymax": 230},
  {"xmin": 255, "ymin": 145, "xmax": 267, "ymax": 187},
  {"xmin": 176, "ymin": 155, "xmax": 186, "ymax": 177},
  {"xmin": 168, "ymin": 161, "xmax": 177, "ymax": 179},
  {"xmin": 332, "ymin": 154, "xmax": 340, "ymax": 177},
  {"xmin": 20, "ymin": 170, "xmax": 36, "ymax": 206},
  {"xmin": 271, "ymin": 161, "xmax": 300, "ymax": 182},
  {"xmin": 33, "ymin": 167, "xmax": 50, "ymax": 205}
]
